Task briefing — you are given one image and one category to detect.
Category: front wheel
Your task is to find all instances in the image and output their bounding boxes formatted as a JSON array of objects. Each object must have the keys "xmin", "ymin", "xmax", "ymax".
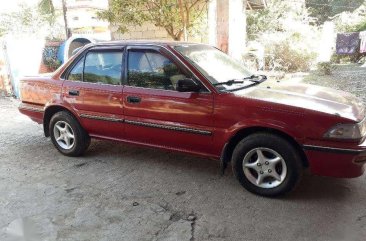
[
  {"xmin": 49, "ymin": 111, "xmax": 90, "ymax": 157},
  {"xmin": 232, "ymin": 133, "xmax": 303, "ymax": 197}
]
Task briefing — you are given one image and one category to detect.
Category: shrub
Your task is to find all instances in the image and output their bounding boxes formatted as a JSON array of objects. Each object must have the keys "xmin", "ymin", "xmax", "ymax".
[
  {"xmin": 247, "ymin": 0, "xmax": 320, "ymax": 72},
  {"xmin": 267, "ymin": 40, "xmax": 317, "ymax": 72},
  {"xmin": 317, "ymin": 61, "xmax": 335, "ymax": 75}
]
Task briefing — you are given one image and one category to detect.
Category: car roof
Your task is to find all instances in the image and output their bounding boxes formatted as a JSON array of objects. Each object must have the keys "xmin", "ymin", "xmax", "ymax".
[{"xmin": 93, "ymin": 40, "xmax": 206, "ymax": 47}]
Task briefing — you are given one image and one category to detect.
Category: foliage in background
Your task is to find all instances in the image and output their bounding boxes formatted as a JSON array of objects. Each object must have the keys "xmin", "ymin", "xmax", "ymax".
[
  {"xmin": 247, "ymin": 0, "xmax": 319, "ymax": 72},
  {"xmin": 38, "ymin": 0, "xmax": 56, "ymax": 26},
  {"xmin": 0, "ymin": 4, "xmax": 63, "ymax": 39},
  {"xmin": 42, "ymin": 45, "xmax": 62, "ymax": 71},
  {"xmin": 97, "ymin": 0, "xmax": 208, "ymax": 40},
  {"xmin": 306, "ymin": 0, "xmax": 364, "ymax": 25},
  {"xmin": 317, "ymin": 61, "xmax": 335, "ymax": 75},
  {"xmin": 332, "ymin": 2, "xmax": 366, "ymax": 32}
]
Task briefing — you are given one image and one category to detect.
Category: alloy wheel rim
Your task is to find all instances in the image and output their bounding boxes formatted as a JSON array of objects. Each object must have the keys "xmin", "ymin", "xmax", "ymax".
[
  {"xmin": 53, "ymin": 121, "xmax": 75, "ymax": 150},
  {"xmin": 242, "ymin": 147, "xmax": 287, "ymax": 189}
]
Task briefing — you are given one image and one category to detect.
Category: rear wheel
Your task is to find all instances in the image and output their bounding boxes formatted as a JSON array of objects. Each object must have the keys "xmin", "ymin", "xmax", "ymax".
[
  {"xmin": 49, "ymin": 111, "xmax": 90, "ymax": 157},
  {"xmin": 232, "ymin": 133, "xmax": 303, "ymax": 197}
]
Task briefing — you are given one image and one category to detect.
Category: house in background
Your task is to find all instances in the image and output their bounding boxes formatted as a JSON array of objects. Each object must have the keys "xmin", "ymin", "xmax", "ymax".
[{"xmin": 54, "ymin": 0, "xmax": 111, "ymax": 40}]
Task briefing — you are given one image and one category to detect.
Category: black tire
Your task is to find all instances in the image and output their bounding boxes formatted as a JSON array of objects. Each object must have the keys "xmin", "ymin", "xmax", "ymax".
[
  {"xmin": 232, "ymin": 133, "xmax": 303, "ymax": 197},
  {"xmin": 49, "ymin": 111, "xmax": 90, "ymax": 157}
]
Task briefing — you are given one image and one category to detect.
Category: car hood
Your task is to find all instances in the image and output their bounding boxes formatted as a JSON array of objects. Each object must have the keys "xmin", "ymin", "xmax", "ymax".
[{"xmin": 234, "ymin": 81, "xmax": 365, "ymax": 122}]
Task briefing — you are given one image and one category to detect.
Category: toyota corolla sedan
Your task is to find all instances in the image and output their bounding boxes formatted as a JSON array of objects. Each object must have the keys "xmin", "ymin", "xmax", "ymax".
[{"xmin": 18, "ymin": 41, "xmax": 366, "ymax": 197}]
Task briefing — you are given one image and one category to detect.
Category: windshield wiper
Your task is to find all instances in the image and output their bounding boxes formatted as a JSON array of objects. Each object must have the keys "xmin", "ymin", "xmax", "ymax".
[
  {"xmin": 244, "ymin": 74, "xmax": 267, "ymax": 83},
  {"xmin": 213, "ymin": 75, "xmax": 267, "ymax": 86},
  {"xmin": 213, "ymin": 79, "xmax": 245, "ymax": 86}
]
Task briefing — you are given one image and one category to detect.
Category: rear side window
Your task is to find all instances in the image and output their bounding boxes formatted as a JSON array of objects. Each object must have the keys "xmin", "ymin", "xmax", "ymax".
[
  {"xmin": 84, "ymin": 51, "xmax": 123, "ymax": 85},
  {"xmin": 66, "ymin": 50, "xmax": 123, "ymax": 85}
]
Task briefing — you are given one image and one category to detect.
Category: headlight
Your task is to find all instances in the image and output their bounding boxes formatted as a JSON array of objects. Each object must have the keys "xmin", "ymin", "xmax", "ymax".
[{"xmin": 324, "ymin": 120, "xmax": 366, "ymax": 140}]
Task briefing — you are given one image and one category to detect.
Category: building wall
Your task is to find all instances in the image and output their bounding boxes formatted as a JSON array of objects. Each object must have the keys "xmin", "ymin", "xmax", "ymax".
[
  {"xmin": 228, "ymin": 0, "xmax": 246, "ymax": 60},
  {"xmin": 216, "ymin": 0, "xmax": 230, "ymax": 53},
  {"xmin": 208, "ymin": 0, "xmax": 247, "ymax": 60}
]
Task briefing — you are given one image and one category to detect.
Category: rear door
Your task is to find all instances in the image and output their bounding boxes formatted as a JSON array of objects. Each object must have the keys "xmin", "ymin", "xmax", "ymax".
[
  {"xmin": 122, "ymin": 46, "xmax": 215, "ymax": 155},
  {"xmin": 62, "ymin": 47, "xmax": 125, "ymax": 139}
]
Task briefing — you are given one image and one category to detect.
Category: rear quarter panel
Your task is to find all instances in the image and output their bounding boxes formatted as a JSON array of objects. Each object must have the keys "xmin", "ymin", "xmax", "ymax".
[
  {"xmin": 19, "ymin": 76, "xmax": 64, "ymax": 123},
  {"xmin": 20, "ymin": 76, "xmax": 63, "ymax": 106}
]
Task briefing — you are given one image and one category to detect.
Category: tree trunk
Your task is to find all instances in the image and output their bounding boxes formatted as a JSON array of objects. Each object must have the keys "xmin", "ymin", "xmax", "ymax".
[
  {"xmin": 177, "ymin": 0, "xmax": 188, "ymax": 41},
  {"xmin": 61, "ymin": 0, "xmax": 70, "ymax": 38}
]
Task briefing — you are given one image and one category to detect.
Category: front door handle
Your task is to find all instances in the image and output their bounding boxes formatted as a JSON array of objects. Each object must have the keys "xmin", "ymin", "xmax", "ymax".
[
  {"xmin": 68, "ymin": 90, "xmax": 79, "ymax": 96},
  {"xmin": 127, "ymin": 96, "xmax": 141, "ymax": 104}
]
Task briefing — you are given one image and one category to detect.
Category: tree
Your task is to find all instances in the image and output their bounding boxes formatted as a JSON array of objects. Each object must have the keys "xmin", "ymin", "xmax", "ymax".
[
  {"xmin": 0, "ymin": 4, "xmax": 48, "ymax": 36},
  {"xmin": 38, "ymin": 0, "xmax": 70, "ymax": 38},
  {"xmin": 38, "ymin": 0, "xmax": 56, "ymax": 25},
  {"xmin": 306, "ymin": 0, "xmax": 365, "ymax": 24},
  {"xmin": 247, "ymin": 0, "xmax": 315, "ymax": 39},
  {"xmin": 97, "ymin": 0, "xmax": 208, "ymax": 41}
]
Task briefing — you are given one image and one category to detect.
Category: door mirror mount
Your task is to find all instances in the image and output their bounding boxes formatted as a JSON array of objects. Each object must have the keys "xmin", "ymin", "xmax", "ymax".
[{"xmin": 176, "ymin": 78, "xmax": 201, "ymax": 92}]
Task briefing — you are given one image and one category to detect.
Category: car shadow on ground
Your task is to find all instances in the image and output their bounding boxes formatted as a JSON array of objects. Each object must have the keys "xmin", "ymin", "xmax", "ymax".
[{"xmin": 83, "ymin": 139, "xmax": 352, "ymax": 201}]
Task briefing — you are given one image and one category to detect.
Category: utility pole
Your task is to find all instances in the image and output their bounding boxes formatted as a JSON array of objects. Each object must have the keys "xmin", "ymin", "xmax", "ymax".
[{"xmin": 61, "ymin": 0, "xmax": 70, "ymax": 38}]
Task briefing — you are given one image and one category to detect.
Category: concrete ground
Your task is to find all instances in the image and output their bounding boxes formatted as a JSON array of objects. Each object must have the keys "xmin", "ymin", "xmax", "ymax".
[{"xmin": 1, "ymin": 67, "xmax": 366, "ymax": 240}]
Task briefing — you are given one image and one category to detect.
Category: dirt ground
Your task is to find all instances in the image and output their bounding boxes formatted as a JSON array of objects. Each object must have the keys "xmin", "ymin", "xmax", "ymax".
[{"xmin": 1, "ymin": 67, "xmax": 366, "ymax": 240}]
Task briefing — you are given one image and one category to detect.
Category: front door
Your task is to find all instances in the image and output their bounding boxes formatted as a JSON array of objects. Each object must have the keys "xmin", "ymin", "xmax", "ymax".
[
  {"xmin": 122, "ymin": 46, "xmax": 214, "ymax": 155},
  {"xmin": 62, "ymin": 47, "xmax": 124, "ymax": 139}
]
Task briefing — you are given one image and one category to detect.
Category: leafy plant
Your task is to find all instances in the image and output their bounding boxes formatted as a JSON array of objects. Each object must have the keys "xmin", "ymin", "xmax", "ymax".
[
  {"xmin": 306, "ymin": 0, "xmax": 364, "ymax": 25},
  {"xmin": 97, "ymin": 0, "xmax": 208, "ymax": 40},
  {"xmin": 332, "ymin": 2, "xmax": 366, "ymax": 32},
  {"xmin": 265, "ymin": 38, "xmax": 317, "ymax": 72},
  {"xmin": 317, "ymin": 61, "xmax": 335, "ymax": 75},
  {"xmin": 42, "ymin": 46, "xmax": 61, "ymax": 71},
  {"xmin": 0, "ymin": 4, "xmax": 63, "ymax": 39},
  {"xmin": 247, "ymin": 0, "xmax": 319, "ymax": 72}
]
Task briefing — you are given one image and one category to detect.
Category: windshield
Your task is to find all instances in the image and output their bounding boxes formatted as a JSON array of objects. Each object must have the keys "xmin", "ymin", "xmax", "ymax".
[{"xmin": 174, "ymin": 44, "xmax": 253, "ymax": 91}]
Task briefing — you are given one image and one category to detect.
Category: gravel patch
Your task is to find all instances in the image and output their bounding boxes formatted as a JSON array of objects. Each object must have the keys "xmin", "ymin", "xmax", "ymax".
[
  {"xmin": 1, "ymin": 90, "xmax": 366, "ymax": 240},
  {"xmin": 302, "ymin": 64, "xmax": 366, "ymax": 103}
]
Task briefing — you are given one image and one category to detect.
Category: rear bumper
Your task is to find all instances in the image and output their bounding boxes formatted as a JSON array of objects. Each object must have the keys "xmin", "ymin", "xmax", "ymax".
[
  {"xmin": 18, "ymin": 103, "xmax": 44, "ymax": 124},
  {"xmin": 303, "ymin": 143, "xmax": 366, "ymax": 178}
]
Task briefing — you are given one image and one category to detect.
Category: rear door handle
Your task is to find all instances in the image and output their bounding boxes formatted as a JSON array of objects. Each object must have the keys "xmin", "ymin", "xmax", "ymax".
[
  {"xmin": 127, "ymin": 96, "xmax": 141, "ymax": 104},
  {"xmin": 68, "ymin": 90, "xmax": 79, "ymax": 96}
]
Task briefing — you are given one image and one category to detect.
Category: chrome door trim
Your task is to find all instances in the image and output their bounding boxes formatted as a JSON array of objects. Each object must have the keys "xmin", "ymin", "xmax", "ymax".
[
  {"xmin": 80, "ymin": 114, "xmax": 124, "ymax": 123},
  {"xmin": 125, "ymin": 119, "xmax": 212, "ymax": 136},
  {"xmin": 303, "ymin": 144, "xmax": 364, "ymax": 154}
]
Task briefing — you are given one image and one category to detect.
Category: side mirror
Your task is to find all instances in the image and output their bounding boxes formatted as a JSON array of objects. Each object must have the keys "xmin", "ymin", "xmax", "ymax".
[{"xmin": 176, "ymin": 78, "xmax": 201, "ymax": 92}]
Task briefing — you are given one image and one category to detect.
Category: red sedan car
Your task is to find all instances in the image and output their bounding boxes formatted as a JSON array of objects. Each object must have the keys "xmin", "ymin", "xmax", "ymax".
[{"xmin": 18, "ymin": 41, "xmax": 366, "ymax": 196}]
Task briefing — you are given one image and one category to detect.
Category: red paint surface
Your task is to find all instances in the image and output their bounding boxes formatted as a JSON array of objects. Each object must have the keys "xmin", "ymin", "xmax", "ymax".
[{"xmin": 18, "ymin": 41, "xmax": 366, "ymax": 178}]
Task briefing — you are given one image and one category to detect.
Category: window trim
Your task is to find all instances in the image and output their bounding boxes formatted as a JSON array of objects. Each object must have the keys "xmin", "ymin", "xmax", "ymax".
[
  {"xmin": 62, "ymin": 52, "xmax": 86, "ymax": 81},
  {"xmin": 125, "ymin": 45, "xmax": 210, "ymax": 93}
]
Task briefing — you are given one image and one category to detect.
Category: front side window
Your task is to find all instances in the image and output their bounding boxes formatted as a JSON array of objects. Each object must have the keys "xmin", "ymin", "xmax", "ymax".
[
  {"xmin": 66, "ymin": 50, "xmax": 123, "ymax": 85},
  {"xmin": 127, "ymin": 49, "xmax": 188, "ymax": 90}
]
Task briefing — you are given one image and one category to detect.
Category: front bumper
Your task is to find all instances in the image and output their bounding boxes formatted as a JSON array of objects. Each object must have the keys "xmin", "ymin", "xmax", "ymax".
[{"xmin": 303, "ymin": 139, "xmax": 366, "ymax": 178}]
